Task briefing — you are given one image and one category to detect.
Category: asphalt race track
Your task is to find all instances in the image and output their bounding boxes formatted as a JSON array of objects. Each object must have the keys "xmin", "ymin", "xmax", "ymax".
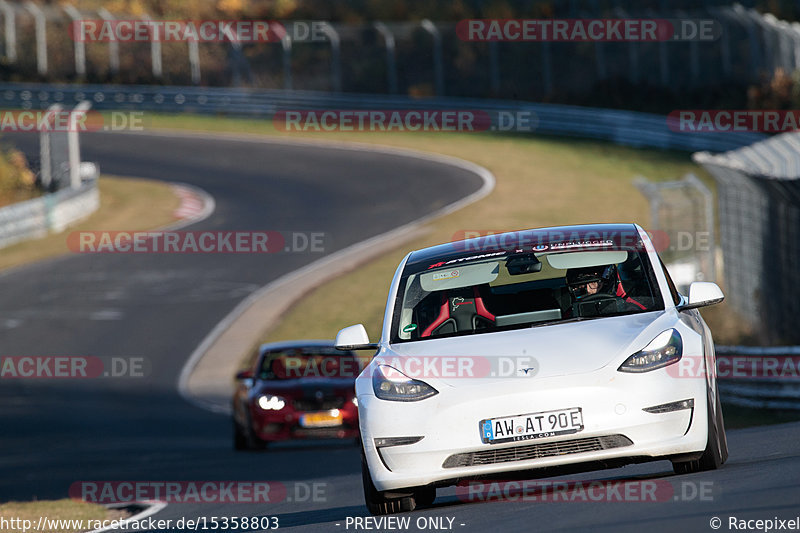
[{"xmin": 1, "ymin": 130, "xmax": 799, "ymax": 533}]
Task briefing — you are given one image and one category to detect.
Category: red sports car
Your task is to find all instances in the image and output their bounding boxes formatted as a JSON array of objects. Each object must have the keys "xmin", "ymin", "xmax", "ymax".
[{"xmin": 233, "ymin": 340, "xmax": 365, "ymax": 449}]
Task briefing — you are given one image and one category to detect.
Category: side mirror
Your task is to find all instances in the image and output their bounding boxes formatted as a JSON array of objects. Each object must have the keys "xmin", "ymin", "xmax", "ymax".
[
  {"xmin": 335, "ymin": 324, "xmax": 378, "ymax": 350},
  {"xmin": 235, "ymin": 369, "xmax": 254, "ymax": 380},
  {"xmin": 679, "ymin": 282, "xmax": 724, "ymax": 310}
]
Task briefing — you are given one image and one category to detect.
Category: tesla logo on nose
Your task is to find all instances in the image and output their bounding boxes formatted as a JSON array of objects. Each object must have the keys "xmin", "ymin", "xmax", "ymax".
[{"xmin": 519, "ymin": 367, "xmax": 536, "ymax": 375}]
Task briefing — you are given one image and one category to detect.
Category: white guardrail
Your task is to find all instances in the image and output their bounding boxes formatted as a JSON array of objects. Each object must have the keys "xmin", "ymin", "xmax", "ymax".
[
  {"xmin": 1, "ymin": 82, "xmax": 766, "ymax": 152},
  {"xmin": 0, "ymin": 99, "xmax": 99, "ymax": 250},
  {"xmin": 715, "ymin": 346, "xmax": 800, "ymax": 410},
  {"xmin": 0, "ymin": 176, "xmax": 99, "ymax": 250}
]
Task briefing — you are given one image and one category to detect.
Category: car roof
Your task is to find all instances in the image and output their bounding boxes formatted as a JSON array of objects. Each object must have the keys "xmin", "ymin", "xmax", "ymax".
[{"xmin": 405, "ymin": 223, "xmax": 642, "ymax": 271}]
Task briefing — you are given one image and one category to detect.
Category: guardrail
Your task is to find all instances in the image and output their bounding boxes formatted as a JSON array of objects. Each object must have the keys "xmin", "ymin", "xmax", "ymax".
[
  {"xmin": 0, "ymin": 177, "xmax": 99, "ymax": 249},
  {"xmin": 1, "ymin": 82, "xmax": 766, "ymax": 153},
  {"xmin": 0, "ymin": 3, "xmax": 778, "ymax": 104},
  {"xmin": 715, "ymin": 345, "xmax": 800, "ymax": 410},
  {"xmin": 0, "ymin": 99, "xmax": 100, "ymax": 250}
]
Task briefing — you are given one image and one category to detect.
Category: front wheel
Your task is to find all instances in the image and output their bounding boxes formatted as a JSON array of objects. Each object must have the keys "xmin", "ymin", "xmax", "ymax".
[
  {"xmin": 361, "ymin": 445, "xmax": 416, "ymax": 515},
  {"xmin": 233, "ymin": 410, "xmax": 268, "ymax": 451},
  {"xmin": 233, "ymin": 418, "xmax": 248, "ymax": 450},
  {"xmin": 672, "ymin": 389, "xmax": 726, "ymax": 474}
]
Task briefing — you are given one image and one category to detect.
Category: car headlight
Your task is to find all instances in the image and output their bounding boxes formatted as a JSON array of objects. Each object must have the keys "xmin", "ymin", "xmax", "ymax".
[
  {"xmin": 618, "ymin": 329, "xmax": 682, "ymax": 373},
  {"xmin": 257, "ymin": 394, "xmax": 286, "ymax": 410},
  {"xmin": 372, "ymin": 364, "xmax": 438, "ymax": 402}
]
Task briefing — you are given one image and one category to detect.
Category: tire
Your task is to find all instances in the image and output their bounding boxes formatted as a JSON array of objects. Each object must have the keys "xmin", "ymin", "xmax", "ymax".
[
  {"xmin": 234, "ymin": 410, "xmax": 268, "ymax": 451},
  {"xmin": 233, "ymin": 418, "xmax": 248, "ymax": 450},
  {"xmin": 715, "ymin": 386, "xmax": 729, "ymax": 464},
  {"xmin": 361, "ymin": 445, "xmax": 416, "ymax": 515},
  {"xmin": 414, "ymin": 486, "xmax": 436, "ymax": 508},
  {"xmin": 672, "ymin": 388, "xmax": 724, "ymax": 474}
]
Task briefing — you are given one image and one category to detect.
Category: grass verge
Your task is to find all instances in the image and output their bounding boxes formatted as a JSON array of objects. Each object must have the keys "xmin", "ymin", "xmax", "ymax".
[
  {"xmin": 0, "ymin": 176, "xmax": 181, "ymax": 272},
  {"xmin": 0, "ymin": 499, "xmax": 131, "ymax": 533}
]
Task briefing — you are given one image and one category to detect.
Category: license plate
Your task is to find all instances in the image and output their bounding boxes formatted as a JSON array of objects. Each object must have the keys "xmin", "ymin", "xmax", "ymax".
[
  {"xmin": 300, "ymin": 410, "xmax": 343, "ymax": 428},
  {"xmin": 480, "ymin": 407, "xmax": 583, "ymax": 444}
]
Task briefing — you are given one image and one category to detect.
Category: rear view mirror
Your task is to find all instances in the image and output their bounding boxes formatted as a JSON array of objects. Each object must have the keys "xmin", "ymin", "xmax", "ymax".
[
  {"xmin": 679, "ymin": 282, "xmax": 725, "ymax": 310},
  {"xmin": 335, "ymin": 324, "xmax": 378, "ymax": 350},
  {"xmin": 506, "ymin": 253, "xmax": 542, "ymax": 275}
]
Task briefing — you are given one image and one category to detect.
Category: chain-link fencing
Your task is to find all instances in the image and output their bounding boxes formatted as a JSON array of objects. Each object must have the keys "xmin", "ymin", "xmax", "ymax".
[
  {"xmin": 0, "ymin": 3, "xmax": 794, "ymax": 110},
  {"xmin": 694, "ymin": 132, "xmax": 800, "ymax": 344}
]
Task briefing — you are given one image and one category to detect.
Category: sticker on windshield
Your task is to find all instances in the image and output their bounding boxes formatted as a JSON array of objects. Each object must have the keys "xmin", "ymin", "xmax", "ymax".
[
  {"xmin": 426, "ymin": 251, "xmax": 506, "ymax": 270},
  {"xmin": 402, "ymin": 324, "xmax": 418, "ymax": 333},
  {"xmin": 550, "ymin": 240, "xmax": 614, "ymax": 251},
  {"xmin": 432, "ymin": 270, "xmax": 460, "ymax": 281}
]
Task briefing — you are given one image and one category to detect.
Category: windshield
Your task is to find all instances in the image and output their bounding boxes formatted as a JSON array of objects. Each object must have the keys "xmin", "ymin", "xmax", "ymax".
[
  {"xmin": 258, "ymin": 347, "xmax": 363, "ymax": 380},
  {"xmin": 391, "ymin": 247, "xmax": 663, "ymax": 343}
]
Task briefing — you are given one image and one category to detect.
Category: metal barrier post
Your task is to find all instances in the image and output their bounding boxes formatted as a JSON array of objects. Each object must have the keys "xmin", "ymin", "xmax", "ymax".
[
  {"xmin": 24, "ymin": 1, "xmax": 47, "ymax": 75},
  {"xmin": 375, "ymin": 22, "xmax": 398, "ymax": 95},
  {"xmin": 188, "ymin": 39, "xmax": 201, "ymax": 84},
  {"xmin": 0, "ymin": 0, "xmax": 17, "ymax": 63},
  {"xmin": 319, "ymin": 23, "xmax": 342, "ymax": 93},
  {"xmin": 39, "ymin": 104, "xmax": 62, "ymax": 190},
  {"xmin": 68, "ymin": 101, "xmax": 91, "ymax": 189},
  {"xmin": 142, "ymin": 12, "xmax": 162, "ymax": 79},
  {"xmin": 421, "ymin": 19, "xmax": 444, "ymax": 96},
  {"xmin": 63, "ymin": 5, "xmax": 86, "ymax": 77},
  {"xmin": 281, "ymin": 30, "xmax": 292, "ymax": 90},
  {"xmin": 98, "ymin": 8, "xmax": 120, "ymax": 76},
  {"xmin": 219, "ymin": 23, "xmax": 244, "ymax": 87}
]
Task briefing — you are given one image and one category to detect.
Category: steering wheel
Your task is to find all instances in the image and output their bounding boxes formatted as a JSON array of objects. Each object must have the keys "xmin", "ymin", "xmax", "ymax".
[
  {"xmin": 571, "ymin": 293, "xmax": 622, "ymax": 317},
  {"xmin": 577, "ymin": 293, "xmax": 617, "ymax": 304}
]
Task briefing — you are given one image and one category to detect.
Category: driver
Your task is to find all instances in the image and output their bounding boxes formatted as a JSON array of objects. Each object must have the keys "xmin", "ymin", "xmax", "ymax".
[
  {"xmin": 566, "ymin": 265, "xmax": 646, "ymax": 312},
  {"xmin": 566, "ymin": 265, "xmax": 616, "ymax": 300}
]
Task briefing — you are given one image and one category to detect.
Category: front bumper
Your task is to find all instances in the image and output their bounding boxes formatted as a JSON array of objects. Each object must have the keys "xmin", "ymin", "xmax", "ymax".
[
  {"xmin": 251, "ymin": 405, "xmax": 359, "ymax": 441},
  {"xmin": 359, "ymin": 368, "xmax": 708, "ymax": 491}
]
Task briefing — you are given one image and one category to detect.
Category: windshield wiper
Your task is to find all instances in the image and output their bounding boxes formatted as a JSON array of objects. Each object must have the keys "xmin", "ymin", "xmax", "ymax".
[{"xmin": 529, "ymin": 316, "xmax": 597, "ymax": 328}]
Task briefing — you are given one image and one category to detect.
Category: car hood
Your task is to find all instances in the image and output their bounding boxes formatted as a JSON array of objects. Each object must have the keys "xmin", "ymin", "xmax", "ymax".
[{"xmin": 378, "ymin": 311, "xmax": 672, "ymax": 387}]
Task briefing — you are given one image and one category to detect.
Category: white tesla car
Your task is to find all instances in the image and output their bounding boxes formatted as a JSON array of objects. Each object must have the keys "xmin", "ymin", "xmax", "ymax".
[{"xmin": 336, "ymin": 224, "xmax": 728, "ymax": 515}]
